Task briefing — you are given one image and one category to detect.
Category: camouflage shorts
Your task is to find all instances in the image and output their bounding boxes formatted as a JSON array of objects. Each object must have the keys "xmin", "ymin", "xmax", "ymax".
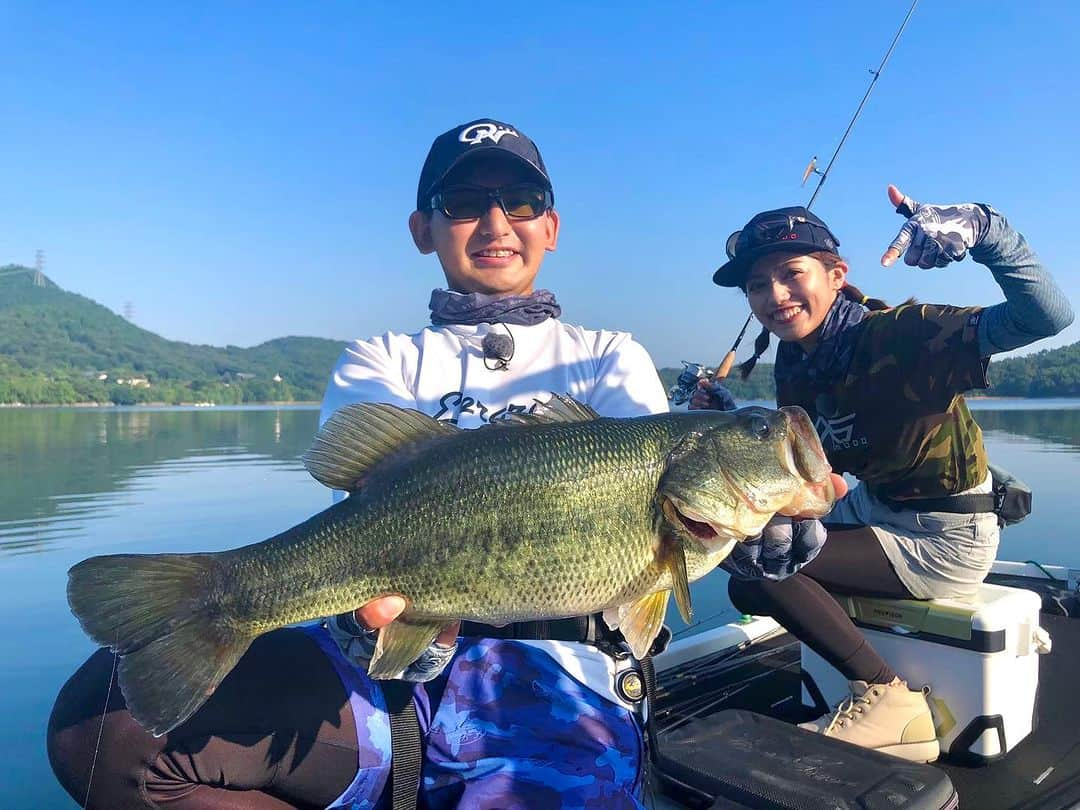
[{"xmin": 305, "ymin": 627, "xmax": 646, "ymax": 810}]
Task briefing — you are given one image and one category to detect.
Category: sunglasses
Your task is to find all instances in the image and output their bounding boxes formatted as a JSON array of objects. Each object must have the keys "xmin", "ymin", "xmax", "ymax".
[
  {"xmin": 726, "ymin": 216, "xmax": 838, "ymax": 259},
  {"xmin": 429, "ymin": 184, "xmax": 553, "ymax": 221}
]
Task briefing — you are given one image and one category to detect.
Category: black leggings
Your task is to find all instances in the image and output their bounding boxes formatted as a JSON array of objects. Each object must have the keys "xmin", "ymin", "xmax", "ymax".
[
  {"xmin": 727, "ymin": 525, "xmax": 914, "ymax": 685},
  {"xmin": 47, "ymin": 628, "xmax": 359, "ymax": 809}
]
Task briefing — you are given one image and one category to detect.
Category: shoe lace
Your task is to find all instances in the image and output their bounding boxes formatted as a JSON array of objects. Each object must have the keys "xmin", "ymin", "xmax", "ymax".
[{"xmin": 823, "ymin": 686, "xmax": 881, "ymax": 734}]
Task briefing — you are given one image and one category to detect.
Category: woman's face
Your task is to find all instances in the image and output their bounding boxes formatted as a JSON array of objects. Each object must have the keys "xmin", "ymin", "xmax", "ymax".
[{"xmin": 744, "ymin": 252, "xmax": 847, "ymax": 349}]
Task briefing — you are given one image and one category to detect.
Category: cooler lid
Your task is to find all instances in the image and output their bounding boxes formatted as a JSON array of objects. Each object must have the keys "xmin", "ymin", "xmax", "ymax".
[{"xmin": 831, "ymin": 593, "xmax": 1006, "ymax": 652}]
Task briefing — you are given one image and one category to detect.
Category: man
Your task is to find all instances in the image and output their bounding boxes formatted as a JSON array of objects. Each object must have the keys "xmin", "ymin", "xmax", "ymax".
[{"xmin": 49, "ymin": 118, "xmax": 670, "ymax": 810}]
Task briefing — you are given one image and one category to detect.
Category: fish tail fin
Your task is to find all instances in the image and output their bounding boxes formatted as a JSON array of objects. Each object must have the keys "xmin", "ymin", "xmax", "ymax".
[{"xmin": 67, "ymin": 553, "xmax": 254, "ymax": 736}]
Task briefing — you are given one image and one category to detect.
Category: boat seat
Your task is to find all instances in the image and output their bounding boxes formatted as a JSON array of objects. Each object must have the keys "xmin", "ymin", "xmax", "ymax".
[{"xmin": 801, "ymin": 581, "xmax": 1049, "ymax": 763}]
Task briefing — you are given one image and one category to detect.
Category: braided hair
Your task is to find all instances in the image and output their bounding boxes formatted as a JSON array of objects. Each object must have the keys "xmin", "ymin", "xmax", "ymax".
[{"xmin": 737, "ymin": 253, "xmax": 891, "ymax": 380}]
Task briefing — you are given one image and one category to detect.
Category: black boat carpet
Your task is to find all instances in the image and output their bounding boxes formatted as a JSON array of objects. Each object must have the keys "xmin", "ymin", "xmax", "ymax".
[{"xmin": 655, "ymin": 611, "xmax": 1080, "ymax": 809}]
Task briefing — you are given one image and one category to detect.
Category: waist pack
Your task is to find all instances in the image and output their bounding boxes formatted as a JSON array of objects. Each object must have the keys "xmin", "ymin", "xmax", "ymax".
[
  {"xmin": 880, "ymin": 462, "xmax": 1032, "ymax": 528},
  {"xmin": 988, "ymin": 462, "xmax": 1032, "ymax": 526}
]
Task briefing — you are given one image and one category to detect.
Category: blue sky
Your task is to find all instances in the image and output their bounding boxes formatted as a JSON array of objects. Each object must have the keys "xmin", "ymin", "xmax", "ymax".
[{"xmin": 1, "ymin": 1, "xmax": 1077, "ymax": 368}]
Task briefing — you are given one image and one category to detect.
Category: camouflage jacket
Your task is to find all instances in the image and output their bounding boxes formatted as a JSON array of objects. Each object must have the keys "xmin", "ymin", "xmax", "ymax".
[{"xmin": 776, "ymin": 304, "xmax": 989, "ymax": 500}]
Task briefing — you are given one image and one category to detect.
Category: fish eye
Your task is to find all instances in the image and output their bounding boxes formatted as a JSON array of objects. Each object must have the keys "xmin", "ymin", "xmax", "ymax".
[{"xmin": 749, "ymin": 416, "xmax": 771, "ymax": 439}]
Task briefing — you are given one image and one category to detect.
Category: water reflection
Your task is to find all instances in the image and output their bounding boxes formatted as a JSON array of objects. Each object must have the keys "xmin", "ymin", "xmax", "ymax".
[
  {"xmin": 0, "ymin": 407, "xmax": 320, "ymax": 555},
  {"xmin": 973, "ymin": 407, "xmax": 1080, "ymax": 450}
]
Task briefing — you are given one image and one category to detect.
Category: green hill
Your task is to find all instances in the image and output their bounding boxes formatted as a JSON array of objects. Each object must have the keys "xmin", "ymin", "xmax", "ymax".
[
  {"xmin": 2, "ymin": 264, "xmax": 1075, "ymax": 405},
  {"xmin": 0, "ymin": 265, "xmax": 344, "ymax": 405}
]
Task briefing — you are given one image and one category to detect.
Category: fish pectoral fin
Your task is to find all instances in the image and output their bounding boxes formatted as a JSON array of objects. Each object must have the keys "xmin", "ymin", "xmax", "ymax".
[
  {"xmin": 368, "ymin": 616, "xmax": 449, "ymax": 679},
  {"xmin": 664, "ymin": 541, "xmax": 694, "ymax": 624},
  {"xmin": 618, "ymin": 591, "xmax": 669, "ymax": 660},
  {"xmin": 303, "ymin": 404, "xmax": 458, "ymax": 491}
]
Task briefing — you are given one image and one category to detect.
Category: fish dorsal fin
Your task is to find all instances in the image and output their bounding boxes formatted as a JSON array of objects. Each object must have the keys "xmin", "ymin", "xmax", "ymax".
[
  {"xmin": 302, "ymin": 403, "xmax": 457, "ymax": 491},
  {"xmin": 498, "ymin": 393, "xmax": 601, "ymax": 426}
]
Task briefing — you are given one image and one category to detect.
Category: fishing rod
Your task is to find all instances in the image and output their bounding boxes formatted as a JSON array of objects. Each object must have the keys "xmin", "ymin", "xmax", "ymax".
[
  {"xmin": 802, "ymin": 0, "xmax": 920, "ymax": 208},
  {"xmin": 668, "ymin": 0, "xmax": 920, "ymax": 406}
]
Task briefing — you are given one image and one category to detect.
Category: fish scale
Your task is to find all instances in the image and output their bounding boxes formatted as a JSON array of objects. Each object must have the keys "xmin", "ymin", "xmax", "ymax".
[{"xmin": 226, "ymin": 418, "xmax": 672, "ymax": 628}]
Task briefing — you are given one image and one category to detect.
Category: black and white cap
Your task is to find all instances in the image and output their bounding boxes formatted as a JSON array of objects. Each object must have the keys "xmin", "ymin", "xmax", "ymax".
[
  {"xmin": 713, "ymin": 206, "xmax": 841, "ymax": 288},
  {"xmin": 416, "ymin": 118, "xmax": 552, "ymax": 210}
]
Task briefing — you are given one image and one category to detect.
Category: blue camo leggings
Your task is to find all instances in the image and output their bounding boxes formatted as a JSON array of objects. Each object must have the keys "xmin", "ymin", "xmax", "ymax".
[{"xmin": 48, "ymin": 626, "xmax": 645, "ymax": 810}]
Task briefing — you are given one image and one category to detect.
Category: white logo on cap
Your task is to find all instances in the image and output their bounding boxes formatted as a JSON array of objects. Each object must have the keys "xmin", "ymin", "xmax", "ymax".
[{"xmin": 459, "ymin": 122, "xmax": 519, "ymax": 146}]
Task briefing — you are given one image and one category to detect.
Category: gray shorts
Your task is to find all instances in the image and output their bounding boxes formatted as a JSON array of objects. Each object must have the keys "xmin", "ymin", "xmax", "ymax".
[{"xmin": 826, "ymin": 476, "xmax": 1000, "ymax": 600}]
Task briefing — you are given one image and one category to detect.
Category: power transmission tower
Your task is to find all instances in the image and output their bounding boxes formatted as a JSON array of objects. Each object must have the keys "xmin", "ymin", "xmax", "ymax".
[
  {"xmin": 123, "ymin": 301, "xmax": 135, "ymax": 321},
  {"xmin": 33, "ymin": 250, "xmax": 46, "ymax": 287}
]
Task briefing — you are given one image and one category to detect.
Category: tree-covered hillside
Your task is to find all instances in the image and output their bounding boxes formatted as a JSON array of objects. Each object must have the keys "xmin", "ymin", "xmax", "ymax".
[
  {"xmin": 983, "ymin": 343, "xmax": 1080, "ymax": 397},
  {"xmin": 0, "ymin": 265, "xmax": 344, "ymax": 404},
  {"xmin": 2, "ymin": 264, "xmax": 1076, "ymax": 405},
  {"xmin": 656, "ymin": 342, "xmax": 1080, "ymax": 403}
]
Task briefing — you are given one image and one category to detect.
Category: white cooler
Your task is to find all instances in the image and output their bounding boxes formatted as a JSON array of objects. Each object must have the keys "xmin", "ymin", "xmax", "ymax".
[{"xmin": 800, "ymin": 583, "xmax": 1050, "ymax": 764}]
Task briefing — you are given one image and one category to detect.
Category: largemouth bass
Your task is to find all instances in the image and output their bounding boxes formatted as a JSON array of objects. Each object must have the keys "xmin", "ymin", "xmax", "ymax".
[{"xmin": 67, "ymin": 396, "xmax": 835, "ymax": 736}]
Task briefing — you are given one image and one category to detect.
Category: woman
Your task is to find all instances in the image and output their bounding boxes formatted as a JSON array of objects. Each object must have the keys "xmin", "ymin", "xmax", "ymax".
[{"xmin": 692, "ymin": 185, "xmax": 1073, "ymax": 762}]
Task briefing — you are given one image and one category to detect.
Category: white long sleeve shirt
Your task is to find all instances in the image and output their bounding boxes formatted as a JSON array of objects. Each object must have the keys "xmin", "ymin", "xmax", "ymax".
[{"xmin": 320, "ymin": 318, "xmax": 669, "ymax": 428}]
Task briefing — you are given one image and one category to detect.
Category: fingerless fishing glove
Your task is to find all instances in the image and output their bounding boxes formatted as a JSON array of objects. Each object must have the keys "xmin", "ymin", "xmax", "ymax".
[
  {"xmin": 721, "ymin": 516, "xmax": 826, "ymax": 581},
  {"xmin": 888, "ymin": 196, "xmax": 991, "ymax": 268}
]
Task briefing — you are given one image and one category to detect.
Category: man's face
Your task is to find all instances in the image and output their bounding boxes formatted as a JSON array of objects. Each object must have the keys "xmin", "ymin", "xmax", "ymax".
[{"xmin": 409, "ymin": 159, "xmax": 559, "ymax": 296}]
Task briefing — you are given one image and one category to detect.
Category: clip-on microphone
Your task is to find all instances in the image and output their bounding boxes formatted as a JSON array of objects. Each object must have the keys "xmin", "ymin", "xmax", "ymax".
[{"xmin": 481, "ymin": 328, "xmax": 514, "ymax": 372}]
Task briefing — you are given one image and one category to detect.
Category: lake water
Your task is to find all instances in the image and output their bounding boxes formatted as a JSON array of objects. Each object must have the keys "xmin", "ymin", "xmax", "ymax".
[{"xmin": 5, "ymin": 401, "xmax": 1080, "ymax": 807}]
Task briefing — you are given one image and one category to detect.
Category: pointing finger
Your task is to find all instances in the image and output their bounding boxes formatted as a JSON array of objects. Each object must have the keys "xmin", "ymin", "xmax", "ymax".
[{"xmin": 882, "ymin": 220, "xmax": 916, "ymax": 266}]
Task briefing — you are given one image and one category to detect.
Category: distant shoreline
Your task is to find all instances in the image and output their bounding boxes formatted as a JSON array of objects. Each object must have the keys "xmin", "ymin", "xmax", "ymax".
[
  {"xmin": 0, "ymin": 401, "xmax": 322, "ymax": 409},
  {"xmin": 2, "ymin": 396, "xmax": 1079, "ymax": 410}
]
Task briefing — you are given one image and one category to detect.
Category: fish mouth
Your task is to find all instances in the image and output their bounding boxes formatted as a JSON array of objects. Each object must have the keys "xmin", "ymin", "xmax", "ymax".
[{"xmin": 663, "ymin": 496, "xmax": 732, "ymax": 548}]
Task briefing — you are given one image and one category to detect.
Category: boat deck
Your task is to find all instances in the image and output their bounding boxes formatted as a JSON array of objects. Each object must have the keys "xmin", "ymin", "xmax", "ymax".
[{"xmin": 650, "ymin": 578, "xmax": 1080, "ymax": 809}]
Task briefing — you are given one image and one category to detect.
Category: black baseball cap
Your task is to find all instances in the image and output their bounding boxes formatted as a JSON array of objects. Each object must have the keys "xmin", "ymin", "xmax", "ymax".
[
  {"xmin": 713, "ymin": 206, "xmax": 840, "ymax": 287},
  {"xmin": 416, "ymin": 118, "xmax": 553, "ymax": 211}
]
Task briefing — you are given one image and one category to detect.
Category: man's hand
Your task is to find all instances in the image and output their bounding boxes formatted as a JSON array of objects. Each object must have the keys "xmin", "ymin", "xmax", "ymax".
[
  {"xmin": 881, "ymin": 184, "xmax": 990, "ymax": 269},
  {"xmin": 325, "ymin": 597, "xmax": 461, "ymax": 682},
  {"xmin": 355, "ymin": 597, "xmax": 460, "ymax": 646}
]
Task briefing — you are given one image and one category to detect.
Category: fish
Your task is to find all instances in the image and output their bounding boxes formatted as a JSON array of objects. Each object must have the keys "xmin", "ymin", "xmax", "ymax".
[{"xmin": 66, "ymin": 395, "xmax": 836, "ymax": 736}]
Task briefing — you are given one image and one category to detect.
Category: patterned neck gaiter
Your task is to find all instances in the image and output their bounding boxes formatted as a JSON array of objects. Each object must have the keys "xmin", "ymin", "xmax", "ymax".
[
  {"xmin": 774, "ymin": 292, "xmax": 866, "ymax": 389},
  {"xmin": 428, "ymin": 289, "xmax": 562, "ymax": 327}
]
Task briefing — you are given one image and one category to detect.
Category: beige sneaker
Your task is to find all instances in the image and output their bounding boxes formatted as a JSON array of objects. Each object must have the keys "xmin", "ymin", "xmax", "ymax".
[{"xmin": 799, "ymin": 678, "xmax": 940, "ymax": 763}]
